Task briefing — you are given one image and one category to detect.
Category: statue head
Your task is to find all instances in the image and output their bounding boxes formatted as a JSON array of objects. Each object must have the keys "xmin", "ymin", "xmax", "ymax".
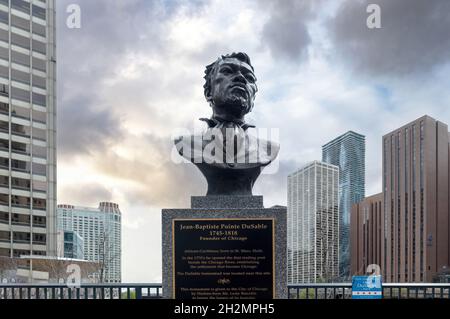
[{"xmin": 204, "ymin": 52, "xmax": 258, "ymax": 122}]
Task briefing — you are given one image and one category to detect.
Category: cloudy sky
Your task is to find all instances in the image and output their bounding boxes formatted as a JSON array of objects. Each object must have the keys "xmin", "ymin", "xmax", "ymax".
[{"xmin": 55, "ymin": 0, "xmax": 450, "ymax": 282}]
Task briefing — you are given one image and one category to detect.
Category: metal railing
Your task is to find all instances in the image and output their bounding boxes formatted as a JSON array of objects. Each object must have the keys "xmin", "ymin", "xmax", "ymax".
[
  {"xmin": 288, "ymin": 283, "xmax": 450, "ymax": 299},
  {"xmin": 0, "ymin": 283, "xmax": 163, "ymax": 299},
  {"xmin": 1, "ymin": 283, "xmax": 450, "ymax": 299},
  {"xmin": 382, "ymin": 283, "xmax": 450, "ymax": 299},
  {"xmin": 288, "ymin": 283, "xmax": 352, "ymax": 299}
]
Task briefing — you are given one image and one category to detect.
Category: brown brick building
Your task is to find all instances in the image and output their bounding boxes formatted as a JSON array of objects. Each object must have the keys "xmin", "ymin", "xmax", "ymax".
[
  {"xmin": 351, "ymin": 193, "xmax": 383, "ymax": 276},
  {"xmin": 351, "ymin": 115, "xmax": 450, "ymax": 282}
]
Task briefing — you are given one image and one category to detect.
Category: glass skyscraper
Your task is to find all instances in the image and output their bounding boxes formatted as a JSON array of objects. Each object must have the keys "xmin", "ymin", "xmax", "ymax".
[
  {"xmin": 57, "ymin": 230, "xmax": 84, "ymax": 260},
  {"xmin": 0, "ymin": 0, "xmax": 57, "ymax": 259},
  {"xmin": 322, "ymin": 131, "xmax": 365, "ymax": 279}
]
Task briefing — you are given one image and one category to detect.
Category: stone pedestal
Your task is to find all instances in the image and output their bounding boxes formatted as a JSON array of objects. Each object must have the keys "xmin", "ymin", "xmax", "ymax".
[{"xmin": 162, "ymin": 196, "xmax": 287, "ymax": 299}]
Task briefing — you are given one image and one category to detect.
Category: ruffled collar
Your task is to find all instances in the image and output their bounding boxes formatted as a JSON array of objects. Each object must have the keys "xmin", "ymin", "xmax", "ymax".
[{"xmin": 199, "ymin": 115, "xmax": 255, "ymax": 131}]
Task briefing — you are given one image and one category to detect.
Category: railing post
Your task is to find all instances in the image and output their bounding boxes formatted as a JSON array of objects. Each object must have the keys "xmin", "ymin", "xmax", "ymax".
[{"xmin": 135, "ymin": 287, "xmax": 142, "ymax": 299}]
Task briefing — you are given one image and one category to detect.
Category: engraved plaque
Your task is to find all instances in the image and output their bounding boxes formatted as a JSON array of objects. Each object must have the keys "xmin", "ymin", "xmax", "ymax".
[{"xmin": 173, "ymin": 219, "xmax": 274, "ymax": 299}]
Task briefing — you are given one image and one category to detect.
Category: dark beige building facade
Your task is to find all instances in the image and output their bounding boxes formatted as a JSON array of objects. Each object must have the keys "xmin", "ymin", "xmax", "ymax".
[
  {"xmin": 351, "ymin": 193, "xmax": 383, "ymax": 276},
  {"xmin": 351, "ymin": 115, "xmax": 450, "ymax": 282}
]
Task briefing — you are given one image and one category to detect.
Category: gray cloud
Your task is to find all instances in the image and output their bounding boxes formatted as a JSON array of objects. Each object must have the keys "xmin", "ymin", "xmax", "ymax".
[
  {"xmin": 58, "ymin": 183, "xmax": 113, "ymax": 207},
  {"xmin": 254, "ymin": 159, "xmax": 303, "ymax": 207},
  {"xmin": 91, "ymin": 134, "xmax": 206, "ymax": 208},
  {"xmin": 56, "ymin": 0, "xmax": 203, "ymax": 157},
  {"xmin": 58, "ymin": 95, "xmax": 124, "ymax": 157},
  {"xmin": 260, "ymin": 0, "xmax": 320, "ymax": 62},
  {"xmin": 56, "ymin": 0, "xmax": 149, "ymax": 157},
  {"xmin": 328, "ymin": 0, "xmax": 450, "ymax": 76}
]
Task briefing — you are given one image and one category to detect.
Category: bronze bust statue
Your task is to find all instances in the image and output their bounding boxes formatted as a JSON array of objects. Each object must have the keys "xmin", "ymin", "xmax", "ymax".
[{"xmin": 175, "ymin": 52, "xmax": 279, "ymax": 196}]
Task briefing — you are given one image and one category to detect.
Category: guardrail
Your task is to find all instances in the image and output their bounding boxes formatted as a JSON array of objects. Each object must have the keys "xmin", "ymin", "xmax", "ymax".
[
  {"xmin": 1, "ymin": 283, "xmax": 449, "ymax": 299},
  {"xmin": 0, "ymin": 283, "xmax": 163, "ymax": 299},
  {"xmin": 288, "ymin": 283, "xmax": 450, "ymax": 299}
]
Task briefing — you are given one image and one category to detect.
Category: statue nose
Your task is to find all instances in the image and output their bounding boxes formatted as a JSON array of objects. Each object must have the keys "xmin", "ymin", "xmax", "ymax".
[{"xmin": 233, "ymin": 73, "xmax": 247, "ymax": 84}]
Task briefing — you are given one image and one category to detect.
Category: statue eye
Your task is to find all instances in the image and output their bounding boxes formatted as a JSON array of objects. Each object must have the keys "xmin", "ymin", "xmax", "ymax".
[{"xmin": 220, "ymin": 67, "xmax": 232, "ymax": 75}]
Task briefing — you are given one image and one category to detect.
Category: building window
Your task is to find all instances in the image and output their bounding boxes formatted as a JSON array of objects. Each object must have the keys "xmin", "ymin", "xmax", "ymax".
[
  {"xmin": 32, "ymin": 109, "xmax": 46, "ymax": 123},
  {"xmin": 12, "ymin": 0, "xmax": 31, "ymax": 15},
  {"xmin": 32, "ymin": 22, "xmax": 46, "ymax": 37},
  {"xmin": 0, "ymin": 102, "xmax": 8, "ymax": 115},
  {"xmin": 32, "ymin": 233, "xmax": 46, "ymax": 244},
  {"xmin": 32, "ymin": 5, "xmax": 46, "ymax": 20},
  {"xmin": 32, "ymin": 57, "xmax": 46, "ymax": 72},
  {"xmin": 0, "ymin": 28, "xmax": 8, "ymax": 43},
  {"xmin": 33, "ymin": 197, "xmax": 46, "ymax": 210},
  {"xmin": 12, "ymin": 68, "xmax": 31, "ymax": 85},
  {"xmin": 12, "ymin": 159, "xmax": 30, "ymax": 173},
  {"xmin": 0, "ymin": 175, "xmax": 8, "ymax": 187},
  {"xmin": 0, "ymin": 10, "xmax": 8, "ymax": 25},
  {"xmin": 12, "ymin": 123, "xmax": 31, "ymax": 137},
  {"xmin": 33, "ymin": 145, "xmax": 47, "ymax": 159},
  {"xmin": 11, "ymin": 33, "xmax": 31, "ymax": 50},
  {"xmin": 12, "ymin": 213, "xmax": 30, "ymax": 226},
  {"xmin": 32, "ymin": 127, "xmax": 46, "ymax": 141},
  {"xmin": 0, "ymin": 120, "xmax": 7, "ymax": 133},
  {"xmin": 0, "ymin": 66, "xmax": 9, "ymax": 80},
  {"xmin": 11, "ymin": 195, "xmax": 30, "ymax": 208},
  {"xmin": 0, "ymin": 138, "xmax": 8, "ymax": 151},
  {"xmin": 32, "ymin": 180, "xmax": 47, "ymax": 193},
  {"xmin": 32, "ymin": 92, "xmax": 46, "ymax": 106},
  {"xmin": 0, "ymin": 211, "xmax": 8, "ymax": 225},
  {"xmin": 32, "ymin": 74, "xmax": 46, "ymax": 89},
  {"xmin": 0, "ymin": 157, "xmax": 8, "ymax": 169},
  {"xmin": 12, "ymin": 105, "xmax": 30, "ymax": 120},
  {"xmin": 12, "ymin": 50, "xmax": 31, "ymax": 67},
  {"xmin": 32, "ymin": 39, "xmax": 46, "ymax": 55},
  {"xmin": 11, "ymin": 14, "xmax": 30, "ymax": 32},
  {"xmin": 12, "ymin": 141, "xmax": 30, "ymax": 155},
  {"xmin": 0, "ymin": 230, "xmax": 11, "ymax": 242},
  {"xmin": 12, "ymin": 177, "xmax": 31, "ymax": 190},
  {"xmin": 32, "ymin": 162, "xmax": 46, "ymax": 176},
  {"xmin": 13, "ymin": 231, "xmax": 30, "ymax": 243},
  {"xmin": 0, "ymin": 46, "xmax": 8, "ymax": 61},
  {"xmin": 11, "ymin": 87, "xmax": 31, "ymax": 103}
]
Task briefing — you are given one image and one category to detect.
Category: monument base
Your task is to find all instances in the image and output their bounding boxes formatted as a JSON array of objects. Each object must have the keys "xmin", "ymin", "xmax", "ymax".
[{"xmin": 162, "ymin": 196, "xmax": 287, "ymax": 299}]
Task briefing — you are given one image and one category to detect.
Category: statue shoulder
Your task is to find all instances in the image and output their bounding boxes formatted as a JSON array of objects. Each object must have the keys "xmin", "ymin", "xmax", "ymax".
[{"xmin": 255, "ymin": 137, "xmax": 280, "ymax": 164}]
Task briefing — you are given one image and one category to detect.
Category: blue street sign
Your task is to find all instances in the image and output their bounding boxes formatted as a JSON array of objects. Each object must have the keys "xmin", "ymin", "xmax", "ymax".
[{"xmin": 352, "ymin": 275, "xmax": 382, "ymax": 299}]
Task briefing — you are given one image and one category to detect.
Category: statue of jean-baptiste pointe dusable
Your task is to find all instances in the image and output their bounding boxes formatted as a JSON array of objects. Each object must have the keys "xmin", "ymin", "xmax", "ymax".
[{"xmin": 175, "ymin": 52, "xmax": 279, "ymax": 196}]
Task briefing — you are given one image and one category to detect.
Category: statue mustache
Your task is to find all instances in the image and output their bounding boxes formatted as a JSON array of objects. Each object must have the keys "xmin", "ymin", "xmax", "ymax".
[{"xmin": 227, "ymin": 84, "xmax": 251, "ymax": 100}]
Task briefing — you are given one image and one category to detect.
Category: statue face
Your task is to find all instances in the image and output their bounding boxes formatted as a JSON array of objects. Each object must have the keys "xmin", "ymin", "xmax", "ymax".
[{"xmin": 209, "ymin": 58, "xmax": 257, "ymax": 120}]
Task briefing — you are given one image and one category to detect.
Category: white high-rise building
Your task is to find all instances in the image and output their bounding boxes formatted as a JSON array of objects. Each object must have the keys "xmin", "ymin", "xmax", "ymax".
[
  {"xmin": 0, "ymin": 0, "xmax": 57, "ymax": 259},
  {"xmin": 57, "ymin": 202, "xmax": 122, "ymax": 283},
  {"xmin": 287, "ymin": 161, "xmax": 339, "ymax": 283}
]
